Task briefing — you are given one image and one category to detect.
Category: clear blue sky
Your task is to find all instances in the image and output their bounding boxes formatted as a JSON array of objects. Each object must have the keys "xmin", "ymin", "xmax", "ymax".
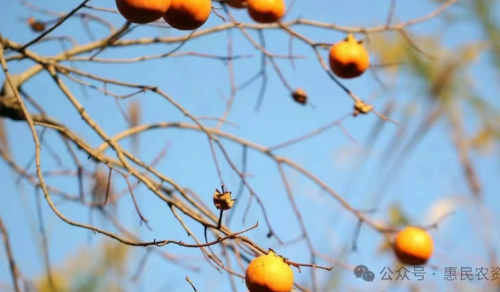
[{"xmin": 1, "ymin": 0, "xmax": 499, "ymax": 291}]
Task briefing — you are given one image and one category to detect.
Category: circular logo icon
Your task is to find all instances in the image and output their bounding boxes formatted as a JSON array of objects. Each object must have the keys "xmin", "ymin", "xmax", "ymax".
[
  {"xmin": 354, "ymin": 265, "xmax": 369, "ymax": 278},
  {"xmin": 362, "ymin": 270, "xmax": 375, "ymax": 282}
]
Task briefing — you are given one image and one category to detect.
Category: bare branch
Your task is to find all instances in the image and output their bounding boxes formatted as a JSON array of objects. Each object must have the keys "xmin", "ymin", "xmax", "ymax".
[
  {"xmin": 0, "ymin": 217, "xmax": 21, "ymax": 292},
  {"xmin": 20, "ymin": 0, "xmax": 91, "ymax": 50},
  {"xmin": 185, "ymin": 276, "xmax": 199, "ymax": 292}
]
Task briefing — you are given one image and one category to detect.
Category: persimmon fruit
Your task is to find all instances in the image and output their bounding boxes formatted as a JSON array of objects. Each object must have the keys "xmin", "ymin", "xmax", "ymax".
[
  {"xmin": 226, "ymin": 0, "xmax": 247, "ymax": 9},
  {"xmin": 245, "ymin": 250, "xmax": 294, "ymax": 292},
  {"xmin": 247, "ymin": 0, "xmax": 285, "ymax": 24},
  {"xmin": 115, "ymin": 0, "xmax": 171, "ymax": 24},
  {"xmin": 393, "ymin": 226, "xmax": 434, "ymax": 266},
  {"xmin": 162, "ymin": 0, "xmax": 212, "ymax": 30},
  {"xmin": 328, "ymin": 33, "xmax": 370, "ymax": 79}
]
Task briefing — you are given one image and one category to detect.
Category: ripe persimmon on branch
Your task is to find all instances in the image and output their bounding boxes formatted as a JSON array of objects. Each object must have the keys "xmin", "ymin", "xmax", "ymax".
[{"xmin": 0, "ymin": 0, "xmax": 479, "ymax": 292}]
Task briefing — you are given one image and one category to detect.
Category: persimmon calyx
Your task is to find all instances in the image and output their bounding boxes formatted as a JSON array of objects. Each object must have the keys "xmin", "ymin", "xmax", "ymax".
[
  {"xmin": 354, "ymin": 100, "xmax": 373, "ymax": 115},
  {"xmin": 213, "ymin": 187, "xmax": 235, "ymax": 210},
  {"xmin": 345, "ymin": 33, "xmax": 356, "ymax": 42},
  {"xmin": 27, "ymin": 17, "xmax": 46, "ymax": 32},
  {"xmin": 291, "ymin": 88, "xmax": 308, "ymax": 105},
  {"xmin": 266, "ymin": 248, "xmax": 290, "ymax": 264}
]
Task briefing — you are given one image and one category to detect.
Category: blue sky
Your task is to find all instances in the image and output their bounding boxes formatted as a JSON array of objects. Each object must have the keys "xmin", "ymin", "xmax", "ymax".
[{"xmin": 1, "ymin": 0, "xmax": 499, "ymax": 291}]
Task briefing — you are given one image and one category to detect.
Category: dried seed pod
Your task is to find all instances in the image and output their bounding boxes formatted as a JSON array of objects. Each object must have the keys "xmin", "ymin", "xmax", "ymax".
[
  {"xmin": 291, "ymin": 88, "xmax": 308, "ymax": 105},
  {"xmin": 354, "ymin": 100, "xmax": 373, "ymax": 115},
  {"xmin": 27, "ymin": 17, "xmax": 46, "ymax": 32},
  {"xmin": 213, "ymin": 186, "xmax": 235, "ymax": 210}
]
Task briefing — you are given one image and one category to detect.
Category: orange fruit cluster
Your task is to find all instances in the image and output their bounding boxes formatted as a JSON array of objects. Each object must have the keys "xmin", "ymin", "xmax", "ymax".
[
  {"xmin": 116, "ymin": 0, "xmax": 287, "ymax": 30},
  {"xmin": 393, "ymin": 226, "xmax": 434, "ymax": 266},
  {"xmin": 245, "ymin": 250, "xmax": 294, "ymax": 292},
  {"xmin": 115, "ymin": 0, "xmax": 211, "ymax": 30}
]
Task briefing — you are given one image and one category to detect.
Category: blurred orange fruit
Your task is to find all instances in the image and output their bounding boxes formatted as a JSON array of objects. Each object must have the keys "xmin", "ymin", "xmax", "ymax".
[
  {"xmin": 247, "ymin": 0, "xmax": 285, "ymax": 23},
  {"xmin": 162, "ymin": 0, "xmax": 212, "ymax": 30},
  {"xmin": 393, "ymin": 226, "xmax": 434, "ymax": 266},
  {"xmin": 116, "ymin": 0, "xmax": 171, "ymax": 24},
  {"xmin": 227, "ymin": 0, "xmax": 247, "ymax": 8}
]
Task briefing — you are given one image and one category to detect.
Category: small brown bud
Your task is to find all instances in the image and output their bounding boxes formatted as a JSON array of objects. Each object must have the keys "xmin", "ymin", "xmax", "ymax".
[
  {"xmin": 27, "ymin": 17, "xmax": 46, "ymax": 32},
  {"xmin": 213, "ymin": 188, "xmax": 235, "ymax": 210},
  {"xmin": 291, "ymin": 88, "xmax": 308, "ymax": 105},
  {"xmin": 27, "ymin": 17, "xmax": 36, "ymax": 25}
]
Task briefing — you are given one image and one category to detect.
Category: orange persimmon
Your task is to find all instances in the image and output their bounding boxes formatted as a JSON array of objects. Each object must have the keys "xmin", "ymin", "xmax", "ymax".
[
  {"xmin": 115, "ymin": 0, "xmax": 171, "ymax": 24},
  {"xmin": 245, "ymin": 250, "xmax": 294, "ymax": 292},
  {"xmin": 393, "ymin": 226, "xmax": 434, "ymax": 266},
  {"xmin": 226, "ymin": 0, "xmax": 248, "ymax": 8},
  {"xmin": 247, "ymin": 0, "xmax": 285, "ymax": 24},
  {"xmin": 328, "ymin": 33, "xmax": 370, "ymax": 79},
  {"xmin": 162, "ymin": 0, "xmax": 212, "ymax": 30}
]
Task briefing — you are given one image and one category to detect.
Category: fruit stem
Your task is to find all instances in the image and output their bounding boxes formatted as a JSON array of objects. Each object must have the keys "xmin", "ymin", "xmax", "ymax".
[{"xmin": 217, "ymin": 208, "xmax": 224, "ymax": 230}]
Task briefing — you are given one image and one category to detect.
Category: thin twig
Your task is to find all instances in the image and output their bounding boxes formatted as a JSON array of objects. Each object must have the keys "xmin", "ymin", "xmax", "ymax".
[
  {"xmin": 0, "ymin": 217, "xmax": 21, "ymax": 292},
  {"xmin": 20, "ymin": 0, "xmax": 90, "ymax": 50},
  {"xmin": 185, "ymin": 276, "xmax": 198, "ymax": 292}
]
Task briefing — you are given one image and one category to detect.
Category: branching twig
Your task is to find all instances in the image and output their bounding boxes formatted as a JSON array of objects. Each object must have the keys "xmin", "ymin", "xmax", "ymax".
[{"xmin": 20, "ymin": 0, "xmax": 90, "ymax": 50}]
